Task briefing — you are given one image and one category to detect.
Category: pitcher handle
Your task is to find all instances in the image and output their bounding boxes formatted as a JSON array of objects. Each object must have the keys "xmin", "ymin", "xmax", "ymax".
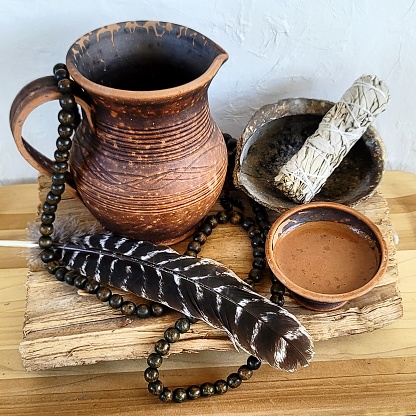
[{"xmin": 9, "ymin": 75, "xmax": 94, "ymax": 192}]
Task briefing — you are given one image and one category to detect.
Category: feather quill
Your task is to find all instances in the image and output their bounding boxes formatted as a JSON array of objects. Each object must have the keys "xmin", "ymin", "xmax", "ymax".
[{"xmin": 54, "ymin": 233, "xmax": 313, "ymax": 371}]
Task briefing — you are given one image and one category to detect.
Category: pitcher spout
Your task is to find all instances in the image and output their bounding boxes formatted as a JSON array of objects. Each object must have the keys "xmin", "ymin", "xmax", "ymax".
[
  {"xmin": 66, "ymin": 21, "xmax": 228, "ymax": 102},
  {"xmin": 202, "ymin": 43, "xmax": 229, "ymax": 88}
]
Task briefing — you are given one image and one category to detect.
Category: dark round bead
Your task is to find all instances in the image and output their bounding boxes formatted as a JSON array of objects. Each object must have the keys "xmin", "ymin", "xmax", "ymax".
[
  {"xmin": 54, "ymin": 149, "xmax": 70, "ymax": 163},
  {"xmin": 205, "ymin": 215, "xmax": 219, "ymax": 228},
  {"xmin": 64, "ymin": 270, "xmax": 78, "ymax": 285},
  {"xmin": 164, "ymin": 327, "xmax": 180, "ymax": 343},
  {"xmin": 251, "ymin": 235, "xmax": 264, "ymax": 248},
  {"xmin": 173, "ymin": 388, "xmax": 187, "ymax": 403},
  {"xmin": 253, "ymin": 246, "xmax": 265, "ymax": 258},
  {"xmin": 200, "ymin": 382, "xmax": 215, "ymax": 397},
  {"xmin": 214, "ymin": 379, "xmax": 228, "ymax": 395},
  {"xmin": 50, "ymin": 183, "xmax": 65, "ymax": 196},
  {"xmin": 40, "ymin": 212, "xmax": 55, "ymax": 225},
  {"xmin": 228, "ymin": 145, "xmax": 237, "ymax": 159},
  {"xmin": 229, "ymin": 211, "xmax": 243, "ymax": 225},
  {"xmin": 220, "ymin": 200, "xmax": 233, "ymax": 212},
  {"xmin": 232, "ymin": 198, "xmax": 245, "ymax": 210},
  {"xmin": 53, "ymin": 63, "xmax": 67, "ymax": 74},
  {"xmin": 271, "ymin": 273, "xmax": 281, "ymax": 284},
  {"xmin": 227, "ymin": 153, "xmax": 237, "ymax": 166},
  {"xmin": 225, "ymin": 136, "xmax": 237, "ymax": 150},
  {"xmin": 38, "ymin": 235, "xmax": 53, "ymax": 249},
  {"xmin": 187, "ymin": 240, "xmax": 201, "ymax": 253},
  {"xmin": 216, "ymin": 210, "xmax": 229, "ymax": 224},
  {"xmin": 46, "ymin": 191, "xmax": 61, "ymax": 205},
  {"xmin": 256, "ymin": 211, "xmax": 269, "ymax": 222},
  {"xmin": 85, "ymin": 279, "xmax": 100, "ymax": 294},
  {"xmin": 187, "ymin": 385, "xmax": 201, "ymax": 400},
  {"xmin": 144, "ymin": 367, "xmax": 159, "ymax": 383},
  {"xmin": 121, "ymin": 301, "xmax": 136, "ymax": 316},
  {"xmin": 39, "ymin": 223, "xmax": 53, "ymax": 236},
  {"xmin": 271, "ymin": 283, "xmax": 285, "ymax": 296},
  {"xmin": 150, "ymin": 303, "xmax": 165, "ymax": 317},
  {"xmin": 73, "ymin": 275, "xmax": 88, "ymax": 289},
  {"xmin": 136, "ymin": 303, "xmax": 150, "ymax": 319},
  {"xmin": 147, "ymin": 353, "xmax": 163, "ymax": 368},
  {"xmin": 47, "ymin": 260, "xmax": 60, "ymax": 274},
  {"xmin": 96, "ymin": 286, "xmax": 112, "ymax": 302},
  {"xmin": 175, "ymin": 317, "xmax": 191, "ymax": 333},
  {"xmin": 227, "ymin": 143, "xmax": 236, "ymax": 158},
  {"xmin": 270, "ymin": 294, "xmax": 285, "ymax": 307},
  {"xmin": 58, "ymin": 109, "xmax": 75, "ymax": 125},
  {"xmin": 227, "ymin": 373, "xmax": 242, "ymax": 389},
  {"xmin": 198, "ymin": 222, "xmax": 212, "ymax": 236},
  {"xmin": 223, "ymin": 133, "xmax": 234, "ymax": 144},
  {"xmin": 108, "ymin": 294, "xmax": 123, "ymax": 309},
  {"xmin": 40, "ymin": 249, "xmax": 55, "ymax": 263},
  {"xmin": 57, "ymin": 126, "xmax": 73, "ymax": 140},
  {"xmin": 271, "ymin": 276, "xmax": 285, "ymax": 287},
  {"xmin": 154, "ymin": 339, "xmax": 170, "ymax": 356},
  {"xmin": 184, "ymin": 249, "xmax": 197, "ymax": 257},
  {"xmin": 223, "ymin": 132, "xmax": 233, "ymax": 142},
  {"xmin": 258, "ymin": 220, "xmax": 271, "ymax": 234},
  {"xmin": 42, "ymin": 201, "xmax": 57, "ymax": 214},
  {"xmin": 247, "ymin": 355, "xmax": 261, "ymax": 370},
  {"xmin": 54, "ymin": 267, "xmax": 67, "ymax": 282},
  {"xmin": 247, "ymin": 226, "xmax": 261, "ymax": 239},
  {"xmin": 228, "ymin": 150, "xmax": 237, "ymax": 163},
  {"xmin": 59, "ymin": 93, "xmax": 76, "ymax": 110},
  {"xmin": 238, "ymin": 365, "xmax": 253, "ymax": 380},
  {"xmin": 57, "ymin": 78, "xmax": 72, "ymax": 93},
  {"xmin": 51, "ymin": 172, "xmax": 66, "ymax": 185},
  {"xmin": 251, "ymin": 202, "xmax": 264, "ymax": 214},
  {"xmin": 248, "ymin": 268, "xmax": 262, "ymax": 283},
  {"xmin": 193, "ymin": 231, "xmax": 207, "ymax": 245},
  {"xmin": 53, "ymin": 161, "xmax": 68, "ymax": 174},
  {"xmin": 159, "ymin": 387, "xmax": 173, "ymax": 402},
  {"xmin": 54, "ymin": 67, "xmax": 68, "ymax": 81},
  {"xmin": 252, "ymin": 257, "xmax": 267, "ymax": 270},
  {"xmin": 148, "ymin": 380, "xmax": 164, "ymax": 396},
  {"xmin": 241, "ymin": 216, "xmax": 255, "ymax": 230}
]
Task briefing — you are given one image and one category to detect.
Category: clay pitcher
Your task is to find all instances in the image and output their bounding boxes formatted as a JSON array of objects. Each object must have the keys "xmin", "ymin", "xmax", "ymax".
[{"xmin": 10, "ymin": 21, "xmax": 228, "ymax": 244}]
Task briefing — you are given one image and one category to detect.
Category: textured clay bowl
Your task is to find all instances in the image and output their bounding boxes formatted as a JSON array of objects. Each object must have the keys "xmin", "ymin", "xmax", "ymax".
[
  {"xmin": 265, "ymin": 202, "xmax": 388, "ymax": 311},
  {"xmin": 234, "ymin": 98, "xmax": 385, "ymax": 212}
]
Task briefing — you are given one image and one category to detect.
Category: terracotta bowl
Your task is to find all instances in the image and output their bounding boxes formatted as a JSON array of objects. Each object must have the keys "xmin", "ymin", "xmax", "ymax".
[
  {"xmin": 233, "ymin": 98, "xmax": 385, "ymax": 212},
  {"xmin": 265, "ymin": 202, "xmax": 388, "ymax": 311}
]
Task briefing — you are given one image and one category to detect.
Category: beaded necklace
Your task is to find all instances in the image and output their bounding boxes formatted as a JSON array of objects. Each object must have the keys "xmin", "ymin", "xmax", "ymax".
[{"xmin": 38, "ymin": 64, "xmax": 286, "ymax": 403}]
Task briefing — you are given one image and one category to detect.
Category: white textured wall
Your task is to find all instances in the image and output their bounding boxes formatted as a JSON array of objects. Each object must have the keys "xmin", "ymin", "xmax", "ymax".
[{"xmin": 1, "ymin": 0, "xmax": 415, "ymax": 185}]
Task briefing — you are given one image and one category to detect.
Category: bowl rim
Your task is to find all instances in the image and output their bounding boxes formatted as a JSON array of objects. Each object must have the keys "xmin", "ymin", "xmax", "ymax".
[
  {"xmin": 265, "ymin": 201, "xmax": 389, "ymax": 303},
  {"xmin": 233, "ymin": 98, "xmax": 386, "ymax": 211}
]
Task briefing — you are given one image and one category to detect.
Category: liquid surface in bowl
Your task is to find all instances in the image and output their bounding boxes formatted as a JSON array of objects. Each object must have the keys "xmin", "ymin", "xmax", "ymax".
[{"xmin": 274, "ymin": 221, "xmax": 380, "ymax": 294}]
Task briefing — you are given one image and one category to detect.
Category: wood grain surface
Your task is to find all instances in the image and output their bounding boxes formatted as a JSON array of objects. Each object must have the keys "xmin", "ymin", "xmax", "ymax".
[{"xmin": 1, "ymin": 170, "xmax": 415, "ymax": 415}]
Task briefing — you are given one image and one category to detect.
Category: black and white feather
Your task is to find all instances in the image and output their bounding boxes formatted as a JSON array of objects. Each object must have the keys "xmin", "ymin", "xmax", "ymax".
[{"xmin": 55, "ymin": 233, "xmax": 314, "ymax": 371}]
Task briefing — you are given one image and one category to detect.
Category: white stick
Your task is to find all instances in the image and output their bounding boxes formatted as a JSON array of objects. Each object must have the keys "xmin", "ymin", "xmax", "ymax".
[{"xmin": 0, "ymin": 240, "xmax": 38, "ymax": 248}]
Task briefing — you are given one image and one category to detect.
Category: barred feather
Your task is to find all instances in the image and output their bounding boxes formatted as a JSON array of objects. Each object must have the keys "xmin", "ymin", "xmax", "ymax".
[{"xmin": 56, "ymin": 233, "xmax": 314, "ymax": 371}]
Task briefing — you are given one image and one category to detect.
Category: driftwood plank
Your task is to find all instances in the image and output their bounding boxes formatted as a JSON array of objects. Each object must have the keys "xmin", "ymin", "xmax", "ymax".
[{"xmin": 19, "ymin": 175, "xmax": 402, "ymax": 370}]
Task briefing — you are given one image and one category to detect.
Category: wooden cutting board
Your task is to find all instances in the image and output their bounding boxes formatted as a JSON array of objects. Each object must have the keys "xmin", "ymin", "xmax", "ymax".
[{"xmin": 19, "ymin": 175, "xmax": 402, "ymax": 370}]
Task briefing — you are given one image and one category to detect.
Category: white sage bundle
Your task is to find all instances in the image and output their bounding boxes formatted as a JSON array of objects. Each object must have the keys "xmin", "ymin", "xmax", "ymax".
[{"xmin": 274, "ymin": 75, "xmax": 390, "ymax": 204}]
